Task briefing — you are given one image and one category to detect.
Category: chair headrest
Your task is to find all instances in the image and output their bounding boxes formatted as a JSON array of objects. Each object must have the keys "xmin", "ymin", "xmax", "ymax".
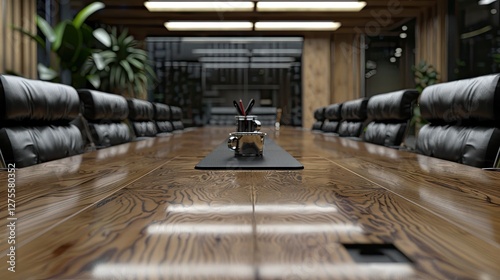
[
  {"xmin": 127, "ymin": 99, "xmax": 154, "ymax": 121},
  {"xmin": 420, "ymin": 74, "xmax": 500, "ymax": 123},
  {"xmin": 313, "ymin": 107, "xmax": 326, "ymax": 121},
  {"xmin": 367, "ymin": 89, "xmax": 419, "ymax": 121},
  {"xmin": 0, "ymin": 75, "xmax": 79, "ymax": 122},
  {"xmin": 341, "ymin": 98, "xmax": 368, "ymax": 121},
  {"xmin": 78, "ymin": 89, "xmax": 129, "ymax": 121},
  {"xmin": 325, "ymin": 103, "xmax": 343, "ymax": 121},
  {"xmin": 153, "ymin": 103, "xmax": 171, "ymax": 121}
]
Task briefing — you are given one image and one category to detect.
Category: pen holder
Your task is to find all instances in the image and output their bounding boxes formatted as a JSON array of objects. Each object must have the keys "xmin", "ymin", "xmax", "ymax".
[
  {"xmin": 235, "ymin": 115, "xmax": 261, "ymax": 132},
  {"xmin": 228, "ymin": 131, "xmax": 266, "ymax": 157}
]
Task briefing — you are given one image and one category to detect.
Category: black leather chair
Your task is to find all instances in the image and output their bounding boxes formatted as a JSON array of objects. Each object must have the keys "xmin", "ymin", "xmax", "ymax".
[
  {"xmin": 170, "ymin": 106, "xmax": 184, "ymax": 131},
  {"xmin": 0, "ymin": 75, "xmax": 84, "ymax": 168},
  {"xmin": 127, "ymin": 99, "xmax": 158, "ymax": 137},
  {"xmin": 78, "ymin": 89, "xmax": 132, "ymax": 148},
  {"xmin": 322, "ymin": 103, "xmax": 343, "ymax": 133},
  {"xmin": 416, "ymin": 74, "xmax": 500, "ymax": 168},
  {"xmin": 312, "ymin": 107, "xmax": 326, "ymax": 131},
  {"xmin": 363, "ymin": 89, "xmax": 419, "ymax": 147},
  {"xmin": 153, "ymin": 102, "xmax": 174, "ymax": 134},
  {"xmin": 337, "ymin": 98, "xmax": 369, "ymax": 138}
]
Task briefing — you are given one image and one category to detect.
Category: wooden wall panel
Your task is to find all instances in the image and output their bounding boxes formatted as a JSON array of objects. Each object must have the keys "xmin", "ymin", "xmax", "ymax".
[
  {"xmin": 0, "ymin": 0, "xmax": 4, "ymax": 74},
  {"xmin": 416, "ymin": 1, "xmax": 447, "ymax": 82},
  {"xmin": 302, "ymin": 34, "xmax": 331, "ymax": 129},
  {"xmin": 331, "ymin": 33, "xmax": 362, "ymax": 103},
  {"xmin": 0, "ymin": 0, "xmax": 37, "ymax": 78}
]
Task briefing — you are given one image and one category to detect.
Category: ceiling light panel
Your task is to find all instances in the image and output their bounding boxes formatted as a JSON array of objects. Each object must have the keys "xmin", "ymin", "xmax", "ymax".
[
  {"xmin": 256, "ymin": 1, "xmax": 367, "ymax": 12},
  {"xmin": 145, "ymin": 1, "xmax": 255, "ymax": 12},
  {"xmin": 255, "ymin": 21, "xmax": 341, "ymax": 31},
  {"xmin": 165, "ymin": 21, "xmax": 253, "ymax": 31}
]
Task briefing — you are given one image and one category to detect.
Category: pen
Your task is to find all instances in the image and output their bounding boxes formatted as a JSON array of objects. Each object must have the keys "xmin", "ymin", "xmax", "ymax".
[
  {"xmin": 233, "ymin": 100, "xmax": 244, "ymax": 115},
  {"xmin": 245, "ymin": 99, "xmax": 255, "ymax": 115},
  {"xmin": 239, "ymin": 99, "xmax": 246, "ymax": 116}
]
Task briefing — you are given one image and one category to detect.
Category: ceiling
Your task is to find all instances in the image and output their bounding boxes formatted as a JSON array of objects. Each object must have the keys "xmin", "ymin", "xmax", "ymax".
[{"xmin": 72, "ymin": 0, "xmax": 437, "ymax": 39}]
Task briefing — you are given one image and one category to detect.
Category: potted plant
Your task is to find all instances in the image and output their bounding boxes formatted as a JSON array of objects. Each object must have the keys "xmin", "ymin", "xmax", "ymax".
[
  {"xmin": 15, "ymin": 2, "xmax": 108, "ymax": 88},
  {"xmin": 411, "ymin": 61, "xmax": 439, "ymax": 131},
  {"xmin": 82, "ymin": 27, "xmax": 157, "ymax": 99}
]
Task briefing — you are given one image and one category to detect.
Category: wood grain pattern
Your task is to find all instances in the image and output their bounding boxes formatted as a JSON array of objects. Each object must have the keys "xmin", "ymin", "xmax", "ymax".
[
  {"xmin": 416, "ymin": 2, "xmax": 447, "ymax": 81},
  {"xmin": 312, "ymin": 133, "xmax": 500, "ymax": 247},
  {"xmin": 332, "ymin": 33, "xmax": 362, "ymax": 103},
  {"xmin": 302, "ymin": 34, "xmax": 331, "ymax": 129},
  {"xmin": 0, "ymin": 136, "xmax": 179, "ymax": 253},
  {"xmin": 0, "ymin": 0, "xmax": 37, "ymax": 77},
  {"xmin": 0, "ymin": 127, "xmax": 499, "ymax": 279}
]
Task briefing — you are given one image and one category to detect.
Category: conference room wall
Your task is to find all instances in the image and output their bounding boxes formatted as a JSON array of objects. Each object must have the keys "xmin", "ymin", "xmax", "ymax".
[{"xmin": 0, "ymin": 0, "xmax": 37, "ymax": 78}]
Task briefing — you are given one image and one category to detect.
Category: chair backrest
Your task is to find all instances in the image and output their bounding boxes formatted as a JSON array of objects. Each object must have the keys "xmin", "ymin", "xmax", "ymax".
[
  {"xmin": 152, "ymin": 102, "xmax": 173, "ymax": 133},
  {"xmin": 322, "ymin": 103, "xmax": 343, "ymax": 133},
  {"xmin": 337, "ymin": 98, "xmax": 368, "ymax": 137},
  {"xmin": 170, "ymin": 106, "xmax": 185, "ymax": 130},
  {"xmin": 0, "ymin": 75, "xmax": 84, "ymax": 167},
  {"xmin": 416, "ymin": 74, "xmax": 500, "ymax": 168},
  {"xmin": 127, "ymin": 99, "xmax": 158, "ymax": 137},
  {"xmin": 312, "ymin": 107, "xmax": 326, "ymax": 131},
  {"xmin": 363, "ymin": 89, "xmax": 419, "ymax": 147},
  {"xmin": 78, "ymin": 89, "xmax": 132, "ymax": 148}
]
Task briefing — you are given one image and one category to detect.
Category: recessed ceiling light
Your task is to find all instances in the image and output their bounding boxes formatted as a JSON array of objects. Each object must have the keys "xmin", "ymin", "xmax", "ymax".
[
  {"xmin": 192, "ymin": 49, "xmax": 250, "ymax": 55},
  {"xmin": 164, "ymin": 21, "xmax": 253, "ymax": 31},
  {"xmin": 144, "ymin": 1, "xmax": 254, "ymax": 12},
  {"xmin": 199, "ymin": 57, "xmax": 249, "ymax": 63},
  {"xmin": 256, "ymin": 1, "xmax": 366, "ymax": 12},
  {"xmin": 255, "ymin": 22, "xmax": 341, "ymax": 31},
  {"xmin": 478, "ymin": 0, "xmax": 497, "ymax": 5},
  {"xmin": 252, "ymin": 49, "xmax": 302, "ymax": 56}
]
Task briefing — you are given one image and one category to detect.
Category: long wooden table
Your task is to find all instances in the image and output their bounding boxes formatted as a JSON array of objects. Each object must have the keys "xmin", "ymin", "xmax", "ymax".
[{"xmin": 0, "ymin": 126, "xmax": 499, "ymax": 279}]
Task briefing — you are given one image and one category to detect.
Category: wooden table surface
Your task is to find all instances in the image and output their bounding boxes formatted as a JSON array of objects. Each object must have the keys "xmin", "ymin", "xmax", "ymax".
[{"xmin": 0, "ymin": 126, "xmax": 499, "ymax": 279}]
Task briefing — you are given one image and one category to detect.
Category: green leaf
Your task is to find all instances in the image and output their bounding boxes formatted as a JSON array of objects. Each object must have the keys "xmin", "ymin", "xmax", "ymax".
[
  {"xmin": 36, "ymin": 15, "xmax": 56, "ymax": 43},
  {"xmin": 12, "ymin": 26, "xmax": 46, "ymax": 48},
  {"xmin": 120, "ymin": 60, "xmax": 134, "ymax": 82},
  {"xmin": 86, "ymin": 74, "xmax": 101, "ymax": 88},
  {"xmin": 92, "ymin": 52, "xmax": 106, "ymax": 70},
  {"xmin": 53, "ymin": 22, "xmax": 83, "ymax": 66},
  {"xmin": 127, "ymin": 57, "xmax": 143, "ymax": 70},
  {"xmin": 73, "ymin": 2, "xmax": 105, "ymax": 29},
  {"xmin": 93, "ymin": 28, "xmax": 111, "ymax": 48},
  {"xmin": 37, "ymin": 63, "xmax": 58, "ymax": 80}
]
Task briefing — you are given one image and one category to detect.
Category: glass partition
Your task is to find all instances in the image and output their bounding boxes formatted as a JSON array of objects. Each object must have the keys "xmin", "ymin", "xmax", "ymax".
[{"xmin": 147, "ymin": 37, "xmax": 303, "ymax": 127}]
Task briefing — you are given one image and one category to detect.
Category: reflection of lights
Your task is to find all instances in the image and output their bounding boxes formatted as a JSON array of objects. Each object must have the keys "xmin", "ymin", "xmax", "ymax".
[
  {"xmin": 396, "ymin": 48, "xmax": 402, "ymax": 53},
  {"xmin": 96, "ymin": 144, "xmax": 130, "ymax": 160},
  {"xmin": 147, "ymin": 223, "xmax": 362, "ymax": 234},
  {"xmin": 93, "ymin": 263, "xmax": 414, "ymax": 279},
  {"xmin": 261, "ymin": 263, "xmax": 415, "ymax": 279},
  {"xmin": 93, "ymin": 264, "xmax": 254, "ymax": 279},
  {"xmin": 259, "ymin": 224, "xmax": 363, "ymax": 234},
  {"xmin": 148, "ymin": 224, "xmax": 252, "ymax": 234},
  {"xmin": 135, "ymin": 139, "xmax": 154, "ymax": 150},
  {"xmin": 402, "ymin": 25, "xmax": 408, "ymax": 31},
  {"xmin": 491, "ymin": 9, "xmax": 498, "ymax": 14},
  {"xmin": 390, "ymin": 57, "xmax": 396, "ymax": 63},
  {"xmin": 365, "ymin": 145, "xmax": 400, "ymax": 159},
  {"xmin": 167, "ymin": 204, "xmax": 338, "ymax": 214},
  {"xmin": 400, "ymin": 33, "xmax": 407, "ymax": 39},
  {"xmin": 395, "ymin": 52, "xmax": 402, "ymax": 58}
]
